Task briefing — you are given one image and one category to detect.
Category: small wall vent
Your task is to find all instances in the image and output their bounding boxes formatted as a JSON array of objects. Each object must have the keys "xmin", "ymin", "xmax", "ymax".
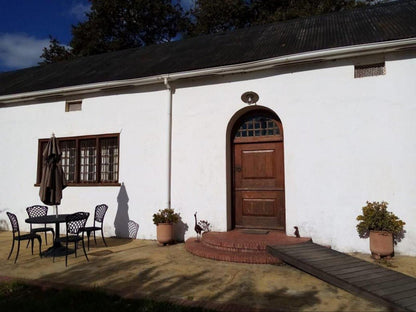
[
  {"xmin": 354, "ymin": 62, "xmax": 386, "ymax": 78},
  {"xmin": 65, "ymin": 100, "xmax": 82, "ymax": 112}
]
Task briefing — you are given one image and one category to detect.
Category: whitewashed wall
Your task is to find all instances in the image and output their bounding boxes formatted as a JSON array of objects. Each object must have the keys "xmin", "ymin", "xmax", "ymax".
[
  {"xmin": 0, "ymin": 51, "xmax": 415, "ymax": 255},
  {"xmin": 0, "ymin": 89, "xmax": 170, "ymax": 240},
  {"xmin": 171, "ymin": 51, "xmax": 416, "ymax": 255}
]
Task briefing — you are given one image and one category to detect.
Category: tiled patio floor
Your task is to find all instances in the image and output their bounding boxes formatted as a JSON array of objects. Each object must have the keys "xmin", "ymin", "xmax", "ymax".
[{"xmin": 0, "ymin": 231, "xmax": 414, "ymax": 311}]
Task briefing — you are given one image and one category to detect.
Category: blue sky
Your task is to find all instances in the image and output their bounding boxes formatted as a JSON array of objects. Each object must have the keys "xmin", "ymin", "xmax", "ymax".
[
  {"xmin": 0, "ymin": 0, "xmax": 193, "ymax": 73},
  {"xmin": 0, "ymin": 0, "xmax": 91, "ymax": 72}
]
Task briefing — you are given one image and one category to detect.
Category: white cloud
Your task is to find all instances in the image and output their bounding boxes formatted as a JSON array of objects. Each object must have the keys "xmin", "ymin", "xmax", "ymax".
[
  {"xmin": 0, "ymin": 33, "xmax": 49, "ymax": 71},
  {"xmin": 70, "ymin": 2, "xmax": 91, "ymax": 21}
]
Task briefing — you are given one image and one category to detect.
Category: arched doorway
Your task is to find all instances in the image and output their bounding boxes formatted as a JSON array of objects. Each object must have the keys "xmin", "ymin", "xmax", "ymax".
[{"xmin": 230, "ymin": 108, "xmax": 285, "ymax": 230}]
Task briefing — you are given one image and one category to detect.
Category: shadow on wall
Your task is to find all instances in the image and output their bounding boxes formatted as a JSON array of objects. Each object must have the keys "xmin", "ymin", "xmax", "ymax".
[
  {"xmin": 128, "ymin": 220, "xmax": 139, "ymax": 239},
  {"xmin": 174, "ymin": 217, "xmax": 189, "ymax": 242},
  {"xmin": 114, "ymin": 183, "xmax": 139, "ymax": 238},
  {"xmin": 0, "ymin": 208, "xmax": 9, "ymax": 231},
  {"xmin": 0, "ymin": 219, "xmax": 9, "ymax": 231},
  {"xmin": 114, "ymin": 183, "xmax": 130, "ymax": 238}
]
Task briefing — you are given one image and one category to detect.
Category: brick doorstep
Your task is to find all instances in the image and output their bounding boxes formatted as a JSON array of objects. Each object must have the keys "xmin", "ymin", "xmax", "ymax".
[
  {"xmin": 185, "ymin": 230, "xmax": 311, "ymax": 265},
  {"xmin": 186, "ymin": 238, "xmax": 282, "ymax": 264}
]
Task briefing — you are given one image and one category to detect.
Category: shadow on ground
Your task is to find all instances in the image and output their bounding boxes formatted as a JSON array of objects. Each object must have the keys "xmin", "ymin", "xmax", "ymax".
[
  {"xmin": 0, "ymin": 233, "xmax": 389, "ymax": 312},
  {"xmin": 105, "ymin": 237, "xmax": 134, "ymax": 247},
  {"xmin": 38, "ymin": 250, "xmax": 321, "ymax": 311}
]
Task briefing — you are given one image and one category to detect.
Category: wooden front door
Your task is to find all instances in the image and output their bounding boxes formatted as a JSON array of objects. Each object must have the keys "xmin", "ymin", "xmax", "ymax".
[{"xmin": 233, "ymin": 113, "xmax": 285, "ymax": 230}]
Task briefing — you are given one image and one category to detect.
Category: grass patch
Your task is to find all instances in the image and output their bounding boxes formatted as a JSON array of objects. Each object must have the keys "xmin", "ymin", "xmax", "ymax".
[{"xmin": 0, "ymin": 280, "xmax": 213, "ymax": 312}]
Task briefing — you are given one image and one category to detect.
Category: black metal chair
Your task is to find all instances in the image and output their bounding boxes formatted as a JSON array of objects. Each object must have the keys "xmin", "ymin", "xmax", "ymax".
[
  {"xmin": 82, "ymin": 204, "xmax": 108, "ymax": 250},
  {"xmin": 54, "ymin": 212, "xmax": 89, "ymax": 266},
  {"xmin": 7, "ymin": 212, "xmax": 42, "ymax": 263},
  {"xmin": 26, "ymin": 205, "xmax": 55, "ymax": 246}
]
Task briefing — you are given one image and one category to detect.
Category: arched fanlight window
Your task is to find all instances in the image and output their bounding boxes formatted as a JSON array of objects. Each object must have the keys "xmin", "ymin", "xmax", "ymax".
[{"xmin": 235, "ymin": 115, "xmax": 280, "ymax": 138}]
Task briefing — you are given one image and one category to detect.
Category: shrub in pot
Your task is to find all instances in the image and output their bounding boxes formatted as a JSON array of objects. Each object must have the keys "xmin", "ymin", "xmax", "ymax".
[
  {"xmin": 153, "ymin": 208, "xmax": 180, "ymax": 245},
  {"xmin": 356, "ymin": 201, "xmax": 405, "ymax": 259}
]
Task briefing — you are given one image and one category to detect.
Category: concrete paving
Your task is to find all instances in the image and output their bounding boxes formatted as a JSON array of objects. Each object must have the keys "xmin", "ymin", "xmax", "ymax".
[{"xmin": 1, "ymin": 231, "xmax": 414, "ymax": 311}]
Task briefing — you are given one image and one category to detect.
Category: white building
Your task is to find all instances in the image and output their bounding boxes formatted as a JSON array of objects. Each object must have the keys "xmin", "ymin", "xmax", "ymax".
[{"xmin": 1, "ymin": 1, "xmax": 415, "ymax": 255}]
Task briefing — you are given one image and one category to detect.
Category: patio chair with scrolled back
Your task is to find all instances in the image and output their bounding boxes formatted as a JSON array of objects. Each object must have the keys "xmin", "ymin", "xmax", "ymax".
[
  {"xmin": 26, "ymin": 205, "xmax": 55, "ymax": 246},
  {"xmin": 82, "ymin": 204, "xmax": 108, "ymax": 250},
  {"xmin": 7, "ymin": 212, "xmax": 42, "ymax": 263},
  {"xmin": 53, "ymin": 211, "xmax": 89, "ymax": 266}
]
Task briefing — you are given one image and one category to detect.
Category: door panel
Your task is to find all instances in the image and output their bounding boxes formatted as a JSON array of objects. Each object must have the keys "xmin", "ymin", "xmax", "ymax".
[{"xmin": 234, "ymin": 141, "xmax": 285, "ymax": 229}]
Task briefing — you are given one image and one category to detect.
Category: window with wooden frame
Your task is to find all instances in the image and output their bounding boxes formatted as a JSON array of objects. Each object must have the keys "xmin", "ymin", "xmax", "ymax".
[{"xmin": 37, "ymin": 134, "xmax": 120, "ymax": 186}]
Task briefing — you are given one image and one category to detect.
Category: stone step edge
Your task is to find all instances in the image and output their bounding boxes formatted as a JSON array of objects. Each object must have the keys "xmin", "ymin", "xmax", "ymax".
[
  {"xmin": 185, "ymin": 238, "xmax": 282, "ymax": 265},
  {"xmin": 200, "ymin": 238, "xmax": 267, "ymax": 253},
  {"xmin": 200, "ymin": 234, "xmax": 312, "ymax": 253}
]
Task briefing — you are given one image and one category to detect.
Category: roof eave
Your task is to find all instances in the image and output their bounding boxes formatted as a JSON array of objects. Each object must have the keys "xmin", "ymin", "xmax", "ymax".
[{"xmin": 1, "ymin": 38, "xmax": 415, "ymax": 104}]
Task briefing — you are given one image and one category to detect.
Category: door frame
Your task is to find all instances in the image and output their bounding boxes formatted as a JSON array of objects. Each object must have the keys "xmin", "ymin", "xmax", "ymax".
[{"xmin": 226, "ymin": 106, "xmax": 285, "ymax": 231}]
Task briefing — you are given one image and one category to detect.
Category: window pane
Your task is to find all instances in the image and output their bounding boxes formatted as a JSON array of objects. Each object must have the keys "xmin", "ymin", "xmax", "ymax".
[
  {"xmin": 100, "ymin": 137, "xmax": 119, "ymax": 182},
  {"xmin": 60, "ymin": 140, "xmax": 76, "ymax": 182},
  {"xmin": 80, "ymin": 139, "xmax": 97, "ymax": 182},
  {"xmin": 235, "ymin": 116, "xmax": 280, "ymax": 138}
]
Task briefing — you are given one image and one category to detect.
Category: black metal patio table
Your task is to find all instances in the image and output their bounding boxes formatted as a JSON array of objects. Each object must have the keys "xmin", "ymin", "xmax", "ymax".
[{"xmin": 25, "ymin": 214, "xmax": 70, "ymax": 256}]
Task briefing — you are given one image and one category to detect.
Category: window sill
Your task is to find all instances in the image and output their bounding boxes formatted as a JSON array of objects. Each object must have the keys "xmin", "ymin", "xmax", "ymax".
[{"xmin": 34, "ymin": 183, "xmax": 121, "ymax": 187}]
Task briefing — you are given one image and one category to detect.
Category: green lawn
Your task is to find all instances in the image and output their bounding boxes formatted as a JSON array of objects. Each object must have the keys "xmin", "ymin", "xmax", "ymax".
[{"xmin": 0, "ymin": 280, "xmax": 213, "ymax": 312}]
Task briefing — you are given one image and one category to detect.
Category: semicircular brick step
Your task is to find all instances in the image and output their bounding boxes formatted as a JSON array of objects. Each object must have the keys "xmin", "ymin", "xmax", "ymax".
[{"xmin": 185, "ymin": 230, "xmax": 311, "ymax": 264}]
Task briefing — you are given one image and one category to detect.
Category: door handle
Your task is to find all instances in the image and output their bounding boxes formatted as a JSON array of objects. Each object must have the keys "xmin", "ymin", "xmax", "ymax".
[{"xmin": 235, "ymin": 166, "xmax": 242, "ymax": 172}]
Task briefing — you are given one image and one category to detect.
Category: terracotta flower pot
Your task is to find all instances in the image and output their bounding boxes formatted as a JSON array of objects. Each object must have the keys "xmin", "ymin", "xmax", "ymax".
[
  {"xmin": 156, "ymin": 223, "xmax": 174, "ymax": 245},
  {"xmin": 369, "ymin": 230, "xmax": 394, "ymax": 259}
]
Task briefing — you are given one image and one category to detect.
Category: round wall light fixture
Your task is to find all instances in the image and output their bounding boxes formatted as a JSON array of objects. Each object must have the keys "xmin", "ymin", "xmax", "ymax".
[{"xmin": 241, "ymin": 91, "xmax": 259, "ymax": 105}]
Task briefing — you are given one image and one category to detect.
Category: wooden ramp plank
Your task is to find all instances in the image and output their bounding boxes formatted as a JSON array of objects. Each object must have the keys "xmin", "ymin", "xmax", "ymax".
[
  {"xmin": 366, "ymin": 277, "xmax": 415, "ymax": 292},
  {"xmin": 267, "ymin": 242, "xmax": 416, "ymax": 311},
  {"xmin": 311, "ymin": 258, "xmax": 363, "ymax": 269},
  {"xmin": 339, "ymin": 267, "xmax": 387, "ymax": 280},
  {"xmin": 355, "ymin": 271, "xmax": 402, "ymax": 287},
  {"xmin": 326, "ymin": 264, "xmax": 376, "ymax": 276},
  {"xmin": 389, "ymin": 288, "xmax": 416, "ymax": 301},
  {"xmin": 398, "ymin": 297, "xmax": 416, "ymax": 309}
]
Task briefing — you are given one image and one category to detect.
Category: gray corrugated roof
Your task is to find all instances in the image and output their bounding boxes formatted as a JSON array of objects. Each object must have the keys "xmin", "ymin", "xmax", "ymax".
[{"xmin": 1, "ymin": 0, "xmax": 415, "ymax": 97}]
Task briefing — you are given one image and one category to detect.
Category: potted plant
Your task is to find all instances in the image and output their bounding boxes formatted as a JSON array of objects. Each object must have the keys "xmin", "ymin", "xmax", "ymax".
[
  {"xmin": 153, "ymin": 208, "xmax": 180, "ymax": 245},
  {"xmin": 356, "ymin": 201, "xmax": 405, "ymax": 259}
]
